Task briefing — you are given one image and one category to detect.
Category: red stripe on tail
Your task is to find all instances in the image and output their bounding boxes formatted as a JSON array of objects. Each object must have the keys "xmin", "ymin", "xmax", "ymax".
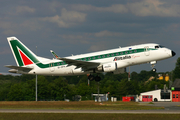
[{"xmin": 19, "ymin": 50, "xmax": 33, "ymax": 66}]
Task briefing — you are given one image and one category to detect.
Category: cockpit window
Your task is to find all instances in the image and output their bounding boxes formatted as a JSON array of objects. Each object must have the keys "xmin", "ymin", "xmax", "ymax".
[
  {"xmin": 155, "ymin": 45, "xmax": 165, "ymax": 49},
  {"xmin": 155, "ymin": 46, "xmax": 159, "ymax": 49}
]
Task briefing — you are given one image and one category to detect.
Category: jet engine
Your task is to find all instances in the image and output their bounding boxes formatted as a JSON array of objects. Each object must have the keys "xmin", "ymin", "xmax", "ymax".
[{"xmin": 97, "ymin": 61, "xmax": 128, "ymax": 73}]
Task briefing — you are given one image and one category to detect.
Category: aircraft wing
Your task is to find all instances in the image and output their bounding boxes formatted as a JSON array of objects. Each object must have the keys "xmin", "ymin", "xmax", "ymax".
[
  {"xmin": 57, "ymin": 57, "xmax": 100, "ymax": 67},
  {"xmin": 5, "ymin": 65, "xmax": 33, "ymax": 71},
  {"xmin": 50, "ymin": 50, "xmax": 100, "ymax": 69}
]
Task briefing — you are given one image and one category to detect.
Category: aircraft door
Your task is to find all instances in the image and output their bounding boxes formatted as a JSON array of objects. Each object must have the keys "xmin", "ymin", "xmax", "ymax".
[
  {"xmin": 144, "ymin": 46, "xmax": 150, "ymax": 56},
  {"xmin": 49, "ymin": 63, "xmax": 55, "ymax": 72}
]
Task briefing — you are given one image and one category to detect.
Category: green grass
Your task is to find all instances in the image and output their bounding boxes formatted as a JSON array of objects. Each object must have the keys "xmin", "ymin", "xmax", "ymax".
[
  {"xmin": 0, "ymin": 101, "xmax": 163, "ymax": 110},
  {"xmin": 0, "ymin": 113, "xmax": 180, "ymax": 120}
]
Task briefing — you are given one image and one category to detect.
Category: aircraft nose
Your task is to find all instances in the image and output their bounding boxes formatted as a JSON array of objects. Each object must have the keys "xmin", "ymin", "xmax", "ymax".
[{"xmin": 172, "ymin": 51, "xmax": 176, "ymax": 57}]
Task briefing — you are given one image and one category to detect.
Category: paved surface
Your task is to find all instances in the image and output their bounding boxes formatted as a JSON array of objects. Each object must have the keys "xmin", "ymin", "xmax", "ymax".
[
  {"xmin": 0, "ymin": 102, "xmax": 179, "ymax": 114},
  {"xmin": 0, "ymin": 109, "xmax": 180, "ymax": 114},
  {"xmin": 138, "ymin": 102, "xmax": 180, "ymax": 111}
]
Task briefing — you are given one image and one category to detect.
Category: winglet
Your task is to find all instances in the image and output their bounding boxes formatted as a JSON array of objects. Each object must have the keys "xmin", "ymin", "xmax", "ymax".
[{"xmin": 50, "ymin": 50, "xmax": 59, "ymax": 59}]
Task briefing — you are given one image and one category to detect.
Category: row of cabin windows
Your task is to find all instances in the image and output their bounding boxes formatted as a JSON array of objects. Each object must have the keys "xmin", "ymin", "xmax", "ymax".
[
  {"xmin": 55, "ymin": 50, "xmax": 138, "ymax": 65},
  {"xmin": 78, "ymin": 50, "xmax": 137, "ymax": 61}
]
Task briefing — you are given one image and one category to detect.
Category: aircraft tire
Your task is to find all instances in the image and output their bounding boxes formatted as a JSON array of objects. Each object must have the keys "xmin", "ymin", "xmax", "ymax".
[
  {"xmin": 95, "ymin": 76, "xmax": 101, "ymax": 82},
  {"xmin": 88, "ymin": 75, "xmax": 95, "ymax": 81},
  {"xmin": 152, "ymin": 68, "xmax": 156, "ymax": 72}
]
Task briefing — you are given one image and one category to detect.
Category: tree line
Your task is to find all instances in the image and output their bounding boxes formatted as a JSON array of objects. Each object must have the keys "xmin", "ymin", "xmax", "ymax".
[{"xmin": 0, "ymin": 57, "xmax": 179, "ymax": 101}]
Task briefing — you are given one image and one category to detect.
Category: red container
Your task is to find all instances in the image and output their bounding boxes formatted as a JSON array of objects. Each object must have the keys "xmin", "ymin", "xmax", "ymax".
[
  {"xmin": 122, "ymin": 97, "xmax": 134, "ymax": 102},
  {"xmin": 172, "ymin": 91, "xmax": 180, "ymax": 102}
]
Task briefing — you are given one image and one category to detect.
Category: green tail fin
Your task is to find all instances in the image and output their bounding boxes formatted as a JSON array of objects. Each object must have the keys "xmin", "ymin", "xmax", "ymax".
[{"xmin": 7, "ymin": 37, "xmax": 39, "ymax": 66}]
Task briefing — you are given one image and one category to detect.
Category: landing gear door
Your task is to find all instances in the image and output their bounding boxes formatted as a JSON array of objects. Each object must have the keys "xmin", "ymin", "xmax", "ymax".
[{"xmin": 144, "ymin": 46, "xmax": 150, "ymax": 56}]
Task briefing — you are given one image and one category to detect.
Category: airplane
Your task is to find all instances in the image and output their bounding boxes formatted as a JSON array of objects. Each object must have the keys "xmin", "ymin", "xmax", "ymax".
[{"xmin": 5, "ymin": 36, "xmax": 176, "ymax": 81}]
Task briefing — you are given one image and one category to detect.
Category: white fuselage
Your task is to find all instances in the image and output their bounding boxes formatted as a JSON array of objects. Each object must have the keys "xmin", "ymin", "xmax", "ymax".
[{"xmin": 25, "ymin": 43, "xmax": 173, "ymax": 76}]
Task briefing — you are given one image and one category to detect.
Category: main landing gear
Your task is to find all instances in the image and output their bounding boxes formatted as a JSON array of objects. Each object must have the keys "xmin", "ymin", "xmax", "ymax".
[
  {"xmin": 88, "ymin": 74, "xmax": 101, "ymax": 82},
  {"xmin": 150, "ymin": 61, "xmax": 156, "ymax": 72}
]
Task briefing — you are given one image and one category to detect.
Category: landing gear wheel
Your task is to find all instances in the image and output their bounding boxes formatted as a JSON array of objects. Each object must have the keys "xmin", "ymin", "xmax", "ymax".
[
  {"xmin": 88, "ymin": 75, "xmax": 95, "ymax": 81},
  {"xmin": 151, "ymin": 63, "xmax": 156, "ymax": 72},
  {"xmin": 152, "ymin": 68, "xmax": 156, "ymax": 72},
  {"xmin": 95, "ymin": 76, "xmax": 101, "ymax": 82}
]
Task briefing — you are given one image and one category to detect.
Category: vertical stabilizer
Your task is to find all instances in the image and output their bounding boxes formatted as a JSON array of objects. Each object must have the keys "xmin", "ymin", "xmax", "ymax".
[{"xmin": 7, "ymin": 37, "xmax": 39, "ymax": 67}]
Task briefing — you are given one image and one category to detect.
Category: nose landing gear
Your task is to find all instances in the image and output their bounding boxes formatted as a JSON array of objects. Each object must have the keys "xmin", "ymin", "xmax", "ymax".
[{"xmin": 150, "ymin": 61, "xmax": 157, "ymax": 72}]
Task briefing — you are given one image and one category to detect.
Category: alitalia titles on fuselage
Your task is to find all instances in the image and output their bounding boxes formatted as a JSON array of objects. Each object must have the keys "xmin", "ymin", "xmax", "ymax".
[{"xmin": 114, "ymin": 55, "xmax": 131, "ymax": 61}]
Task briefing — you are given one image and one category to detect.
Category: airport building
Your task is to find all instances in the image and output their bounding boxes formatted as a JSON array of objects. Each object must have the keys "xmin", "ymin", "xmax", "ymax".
[
  {"xmin": 139, "ymin": 89, "xmax": 171, "ymax": 102},
  {"xmin": 171, "ymin": 79, "xmax": 180, "ymax": 102},
  {"xmin": 139, "ymin": 79, "xmax": 180, "ymax": 102}
]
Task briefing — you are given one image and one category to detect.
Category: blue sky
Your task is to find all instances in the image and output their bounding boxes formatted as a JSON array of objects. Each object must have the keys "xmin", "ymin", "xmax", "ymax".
[{"xmin": 1, "ymin": 0, "xmax": 180, "ymax": 74}]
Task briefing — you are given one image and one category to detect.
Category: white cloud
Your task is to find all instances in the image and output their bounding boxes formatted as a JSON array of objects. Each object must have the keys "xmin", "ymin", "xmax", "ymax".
[
  {"xmin": 60, "ymin": 34, "xmax": 89, "ymax": 44},
  {"xmin": 88, "ymin": 43, "xmax": 107, "ymax": 52},
  {"xmin": 97, "ymin": 4, "xmax": 128, "ymax": 13},
  {"xmin": 94, "ymin": 30, "xmax": 123, "ymax": 37},
  {"xmin": 0, "ymin": 48, "xmax": 11, "ymax": 55},
  {"xmin": 72, "ymin": 4, "xmax": 128, "ymax": 13},
  {"xmin": 72, "ymin": 0, "xmax": 180, "ymax": 17},
  {"xmin": 16, "ymin": 6, "xmax": 35, "ymax": 14},
  {"xmin": 0, "ymin": 20, "xmax": 18, "ymax": 35},
  {"xmin": 128, "ymin": 0, "xmax": 180, "ymax": 17},
  {"xmin": 21, "ymin": 19, "xmax": 42, "ymax": 31},
  {"xmin": 42, "ymin": 8, "xmax": 87, "ymax": 28}
]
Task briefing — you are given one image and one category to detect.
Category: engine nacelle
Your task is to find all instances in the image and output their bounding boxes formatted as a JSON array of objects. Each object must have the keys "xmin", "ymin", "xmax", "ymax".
[
  {"xmin": 100, "ymin": 61, "xmax": 129, "ymax": 72},
  {"xmin": 102, "ymin": 62, "xmax": 117, "ymax": 72}
]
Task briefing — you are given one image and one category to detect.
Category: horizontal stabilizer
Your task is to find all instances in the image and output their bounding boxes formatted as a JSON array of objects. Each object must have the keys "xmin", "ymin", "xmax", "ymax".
[{"xmin": 5, "ymin": 65, "xmax": 33, "ymax": 71}]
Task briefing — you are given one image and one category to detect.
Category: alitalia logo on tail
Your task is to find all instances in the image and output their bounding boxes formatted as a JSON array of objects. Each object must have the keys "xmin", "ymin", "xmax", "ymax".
[
  {"xmin": 18, "ymin": 48, "xmax": 34, "ymax": 66},
  {"xmin": 8, "ymin": 37, "xmax": 39, "ymax": 67}
]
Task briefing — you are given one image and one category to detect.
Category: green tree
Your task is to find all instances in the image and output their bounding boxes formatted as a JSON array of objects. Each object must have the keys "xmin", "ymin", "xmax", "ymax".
[
  {"xmin": 36, "ymin": 76, "xmax": 50, "ymax": 100},
  {"xmin": 22, "ymin": 79, "xmax": 36, "ymax": 101},
  {"xmin": 7, "ymin": 83, "xmax": 24, "ymax": 101},
  {"xmin": 49, "ymin": 77, "xmax": 69, "ymax": 100},
  {"xmin": 173, "ymin": 57, "xmax": 180, "ymax": 80}
]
